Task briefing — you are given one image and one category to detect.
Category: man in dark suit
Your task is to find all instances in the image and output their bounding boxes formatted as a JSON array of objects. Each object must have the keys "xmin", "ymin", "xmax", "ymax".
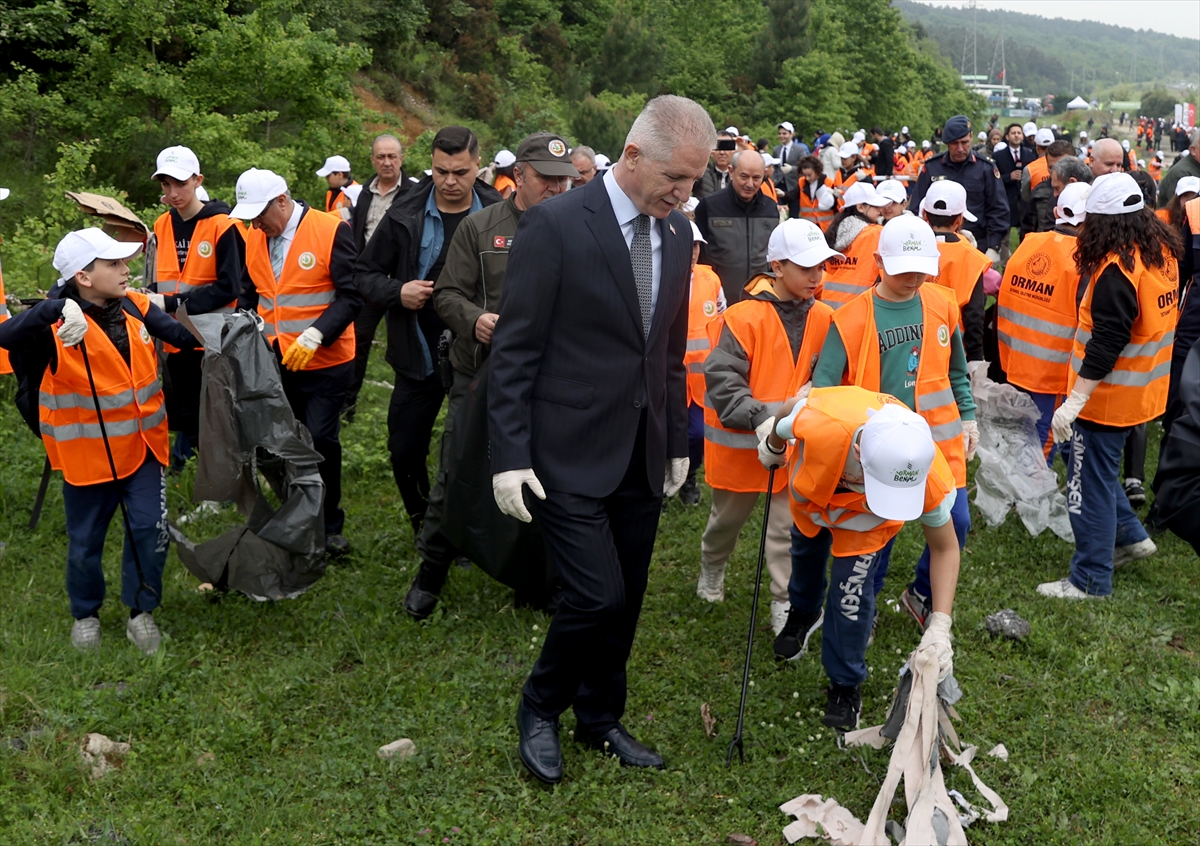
[
  {"xmin": 994, "ymin": 123, "xmax": 1027, "ymax": 248},
  {"xmin": 772, "ymin": 121, "xmax": 808, "ymax": 218},
  {"xmin": 488, "ymin": 95, "xmax": 715, "ymax": 784}
]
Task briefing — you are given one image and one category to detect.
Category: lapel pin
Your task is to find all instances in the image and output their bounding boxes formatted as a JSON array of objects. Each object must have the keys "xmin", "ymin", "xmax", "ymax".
[{"xmin": 669, "ymin": 223, "xmax": 676, "ymax": 235}]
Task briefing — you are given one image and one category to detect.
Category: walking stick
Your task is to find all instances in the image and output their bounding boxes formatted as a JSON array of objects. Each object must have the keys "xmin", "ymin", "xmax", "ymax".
[
  {"xmin": 78, "ymin": 338, "xmax": 160, "ymax": 605},
  {"xmin": 726, "ymin": 464, "xmax": 777, "ymax": 767},
  {"xmin": 29, "ymin": 456, "xmax": 52, "ymax": 531}
]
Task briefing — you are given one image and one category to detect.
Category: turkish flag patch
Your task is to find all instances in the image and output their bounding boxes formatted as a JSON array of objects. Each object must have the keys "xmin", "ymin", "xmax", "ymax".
[{"xmin": 494, "ymin": 236, "xmax": 512, "ymax": 249}]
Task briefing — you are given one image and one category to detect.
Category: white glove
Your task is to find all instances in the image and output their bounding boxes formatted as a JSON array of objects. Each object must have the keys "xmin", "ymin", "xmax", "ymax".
[
  {"xmin": 780, "ymin": 164, "xmax": 795, "ymax": 174},
  {"xmin": 295, "ymin": 326, "xmax": 324, "ymax": 350},
  {"xmin": 492, "ymin": 469, "xmax": 546, "ymax": 523},
  {"xmin": 146, "ymin": 293, "xmax": 166, "ymax": 311},
  {"xmin": 57, "ymin": 299, "xmax": 88, "ymax": 347},
  {"xmin": 985, "ymin": 248, "xmax": 1001, "ymax": 265},
  {"xmin": 919, "ymin": 611, "xmax": 954, "ymax": 682},
  {"xmin": 756, "ymin": 416, "xmax": 787, "ymax": 469},
  {"xmin": 664, "ymin": 457, "xmax": 689, "ymax": 498},
  {"xmin": 1051, "ymin": 388, "xmax": 1093, "ymax": 444},
  {"xmin": 961, "ymin": 419, "xmax": 979, "ymax": 461}
]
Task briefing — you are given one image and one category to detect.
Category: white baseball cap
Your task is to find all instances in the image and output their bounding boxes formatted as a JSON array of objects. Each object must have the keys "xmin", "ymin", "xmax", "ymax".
[
  {"xmin": 842, "ymin": 181, "xmax": 890, "ymax": 209},
  {"xmin": 1022, "ymin": 122, "xmax": 1038, "ymax": 135},
  {"xmin": 993, "ymin": 141, "xmax": 1007, "ymax": 154},
  {"xmin": 1085, "ymin": 172, "xmax": 1144, "ymax": 215},
  {"xmin": 315, "ymin": 155, "xmax": 352, "ymax": 177},
  {"xmin": 853, "ymin": 131, "xmax": 867, "ymax": 144},
  {"xmin": 878, "ymin": 214, "xmax": 941, "ymax": 276},
  {"xmin": 1080, "ymin": 130, "xmax": 1088, "ymax": 138},
  {"xmin": 919, "ymin": 179, "xmax": 977, "ymax": 222},
  {"xmin": 907, "ymin": 140, "xmax": 917, "ymax": 149},
  {"xmin": 902, "ymin": 126, "xmax": 910, "ymax": 135},
  {"xmin": 0, "ymin": 187, "xmax": 8, "ymax": 201},
  {"xmin": 594, "ymin": 153, "xmax": 611, "ymax": 169},
  {"xmin": 494, "ymin": 149, "xmax": 516, "ymax": 168},
  {"xmin": 152, "ymin": 145, "xmax": 201, "ymax": 181},
  {"xmin": 1051, "ymin": 124, "xmax": 1058, "ymax": 130},
  {"xmin": 1156, "ymin": 150, "xmax": 1164, "ymax": 160},
  {"xmin": 860, "ymin": 403, "xmax": 937, "ymax": 521},
  {"xmin": 1056, "ymin": 182, "xmax": 1090, "ymax": 226},
  {"xmin": 778, "ymin": 121, "xmax": 795, "ymax": 133},
  {"xmin": 838, "ymin": 141, "xmax": 860, "ymax": 158},
  {"xmin": 1034, "ymin": 128, "xmax": 1055, "ymax": 147},
  {"xmin": 766, "ymin": 218, "xmax": 842, "ymax": 268},
  {"xmin": 1176, "ymin": 176, "xmax": 1200, "ymax": 197},
  {"xmin": 682, "ymin": 196, "xmax": 699, "ymax": 214},
  {"xmin": 876, "ymin": 179, "xmax": 908, "ymax": 205},
  {"xmin": 690, "ymin": 220, "xmax": 706, "ymax": 244},
  {"xmin": 724, "ymin": 126, "xmax": 739, "ymax": 137},
  {"xmin": 1121, "ymin": 140, "xmax": 1131, "ymax": 151},
  {"xmin": 977, "ymin": 131, "xmax": 987, "ymax": 141},
  {"xmin": 921, "ymin": 140, "xmax": 931, "ymax": 149},
  {"xmin": 53, "ymin": 228, "xmax": 143, "ymax": 285},
  {"xmin": 229, "ymin": 168, "xmax": 289, "ymax": 220}
]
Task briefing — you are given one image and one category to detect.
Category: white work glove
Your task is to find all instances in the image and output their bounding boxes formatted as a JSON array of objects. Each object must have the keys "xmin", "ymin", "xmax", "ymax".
[
  {"xmin": 492, "ymin": 469, "xmax": 545, "ymax": 523},
  {"xmin": 295, "ymin": 326, "xmax": 323, "ymax": 350},
  {"xmin": 57, "ymin": 299, "xmax": 88, "ymax": 347},
  {"xmin": 146, "ymin": 293, "xmax": 166, "ymax": 311},
  {"xmin": 919, "ymin": 611, "xmax": 954, "ymax": 682},
  {"xmin": 664, "ymin": 457, "xmax": 689, "ymax": 498},
  {"xmin": 756, "ymin": 416, "xmax": 787, "ymax": 469},
  {"xmin": 1051, "ymin": 385, "xmax": 1096, "ymax": 444},
  {"xmin": 962, "ymin": 419, "xmax": 979, "ymax": 461},
  {"xmin": 780, "ymin": 164, "xmax": 795, "ymax": 174},
  {"xmin": 985, "ymin": 248, "xmax": 1001, "ymax": 265}
]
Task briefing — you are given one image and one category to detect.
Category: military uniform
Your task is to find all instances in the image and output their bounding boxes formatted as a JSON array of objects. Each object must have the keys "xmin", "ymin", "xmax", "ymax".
[{"xmin": 909, "ymin": 149, "xmax": 1010, "ymax": 252}]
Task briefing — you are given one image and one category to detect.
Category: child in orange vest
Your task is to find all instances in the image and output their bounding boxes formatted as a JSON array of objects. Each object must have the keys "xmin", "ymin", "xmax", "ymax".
[
  {"xmin": 0, "ymin": 186, "xmax": 11, "ymax": 376},
  {"xmin": 680, "ymin": 220, "xmax": 726, "ymax": 505},
  {"xmin": 767, "ymin": 386, "xmax": 960, "ymax": 730},
  {"xmin": 0, "ymin": 229, "xmax": 198, "ymax": 653},
  {"xmin": 811, "ymin": 216, "xmax": 978, "ymax": 633},
  {"xmin": 918, "ymin": 180, "xmax": 990, "ymax": 362}
]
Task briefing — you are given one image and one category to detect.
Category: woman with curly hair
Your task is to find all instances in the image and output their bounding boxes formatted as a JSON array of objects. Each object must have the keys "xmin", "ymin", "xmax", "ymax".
[{"xmin": 1039, "ymin": 172, "xmax": 1182, "ymax": 600}]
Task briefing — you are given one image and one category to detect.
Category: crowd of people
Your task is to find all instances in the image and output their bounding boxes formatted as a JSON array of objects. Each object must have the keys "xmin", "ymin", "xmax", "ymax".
[{"xmin": 0, "ymin": 93, "xmax": 1197, "ymax": 784}]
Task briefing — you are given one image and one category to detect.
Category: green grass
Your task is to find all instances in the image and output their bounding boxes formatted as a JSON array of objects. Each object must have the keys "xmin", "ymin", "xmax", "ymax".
[{"xmin": 1, "ymin": 350, "xmax": 1199, "ymax": 845}]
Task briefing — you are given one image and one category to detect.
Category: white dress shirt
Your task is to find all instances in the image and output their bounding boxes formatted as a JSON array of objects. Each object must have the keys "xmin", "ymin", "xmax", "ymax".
[{"xmin": 603, "ymin": 168, "xmax": 661, "ymax": 322}]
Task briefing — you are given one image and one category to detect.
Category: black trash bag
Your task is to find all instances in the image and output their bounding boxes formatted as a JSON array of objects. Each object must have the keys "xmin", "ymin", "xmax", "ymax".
[
  {"xmin": 1152, "ymin": 340, "xmax": 1200, "ymax": 553},
  {"xmin": 168, "ymin": 308, "xmax": 328, "ymax": 600},
  {"xmin": 441, "ymin": 359, "xmax": 553, "ymax": 600}
]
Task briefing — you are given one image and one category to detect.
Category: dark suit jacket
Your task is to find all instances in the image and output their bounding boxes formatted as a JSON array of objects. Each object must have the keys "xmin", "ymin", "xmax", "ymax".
[
  {"xmin": 488, "ymin": 175, "xmax": 692, "ymax": 498},
  {"xmin": 993, "ymin": 145, "xmax": 1025, "ymax": 228},
  {"xmin": 772, "ymin": 141, "xmax": 808, "ymax": 201}
]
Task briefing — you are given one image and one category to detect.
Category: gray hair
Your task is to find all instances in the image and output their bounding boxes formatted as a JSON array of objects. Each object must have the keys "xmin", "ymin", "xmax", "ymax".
[
  {"xmin": 730, "ymin": 150, "xmax": 763, "ymax": 171},
  {"xmin": 623, "ymin": 95, "xmax": 717, "ymax": 162},
  {"xmin": 1053, "ymin": 156, "xmax": 1093, "ymax": 186},
  {"xmin": 373, "ymin": 133, "xmax": 404, "ymax": 155},
  {"xmin": 571, "ymin": 145, "xmax": 596, "ymax": 164},
  {"xmin": 1191, "ymin": 127, "xmax": 1200, "ymax": 148}
]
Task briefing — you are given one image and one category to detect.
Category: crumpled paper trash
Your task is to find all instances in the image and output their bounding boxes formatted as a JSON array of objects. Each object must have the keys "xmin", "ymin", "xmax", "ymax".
[
  {"xmin": 81, "ymin": 733, "xmax": 129, "ymax": 779},
  {"xmin": 970, "ymin": 362, "xmax": 1073, "ymax": 542},
  {"xmin": 377, "ymin": 738, "xmax": 417, "ymax": 760},
  {"xmin": 780, "ymin": 795, "xmax": 865, "ymax": 845}
]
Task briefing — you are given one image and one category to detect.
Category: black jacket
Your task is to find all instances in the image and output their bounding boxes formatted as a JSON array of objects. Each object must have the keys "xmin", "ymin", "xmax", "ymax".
[
  {"xmin": 695, "ymin": 186, "xmax": 779, "ymax": 305},
  {"xmin": 993, "ymin": 145, "xmax": 1026, "ymax": 229},
  {"xmin": 908, "ymin": 150, "xmax": 1010, "ymax": 252},
  {"xmin": 351, "ymin": 170, "xmax": 415, "ymax": 253},
  {"xmin": 352, "ymin": 176, "xmax": 502, "ymax": 379}
]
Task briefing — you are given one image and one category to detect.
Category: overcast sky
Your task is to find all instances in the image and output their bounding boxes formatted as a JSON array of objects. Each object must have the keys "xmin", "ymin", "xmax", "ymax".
[{"xmin": 907, "ymin": 0, "xmax": 1200, "ymax": 42}]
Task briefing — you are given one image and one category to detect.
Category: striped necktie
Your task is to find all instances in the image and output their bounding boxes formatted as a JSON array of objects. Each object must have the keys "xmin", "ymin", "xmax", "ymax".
[{"xmin": 631, "ymin": 214, "xmax": 653, "ymax": 337}]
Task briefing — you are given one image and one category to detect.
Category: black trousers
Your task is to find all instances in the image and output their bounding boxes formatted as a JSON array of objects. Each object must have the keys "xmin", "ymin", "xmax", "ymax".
[
  {"xmin": 523, "ymin": 414, "xmax": 663, "ymax": 734},
  {"xmin": 164, "ymin": 348, "xmax": 204, "ymax": 440},
  {"xmin": 1124, "ymin": 423, "xmax": 1147, "ymax": 481},
  {"xmin": 281, "ymin": 361, "xmax": 352, "ymax": 536},
  {"xmin": 345, "ymin": 300, "xmax": 387, "ymax": 412},
  {"xmin": 386, "ymin": 371, "xmax": 447, "ymax": 531}
]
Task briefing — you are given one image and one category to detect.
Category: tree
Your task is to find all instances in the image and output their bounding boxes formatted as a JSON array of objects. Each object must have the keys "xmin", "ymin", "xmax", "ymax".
[{"xmin": 1141, "ymin": 88, "xmax": 1175, "ymax": 120}]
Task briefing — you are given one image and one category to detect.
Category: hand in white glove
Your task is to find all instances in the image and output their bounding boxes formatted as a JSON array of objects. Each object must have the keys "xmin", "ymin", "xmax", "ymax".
[
  {"xmin": 664, "ymin": 457, "xmax": 689, "ymax": 498},
  {"xmin": 492, "ymin": 469, "xmax": 546, "ymax": 523},
  {"xmin": 919, "ymin": 611, "xmax": 954, "ymax": 682},
  {"xmin": 780, "ymin": 164, "xmax": 795, "ymax": 174},
  {"xmin": 985, "ymin": 248, "xmax": 1001, "ymax": 265},
  {"xmin": 961, "ymin": 419, "xmax": 979, "ymax": 461},
  {"xmin": 295, "ymin": 326, "xmax": 324, "ymax": 350},
  {"xmin": 57, "ymin": 299, "xmax": 88, "ymax": 347},
  {"xmin": 756, "ymin": 416, "xmax": 787, "ymax": 469},
  {"xmin": 1051, "ymin": 383, "xmax": 1097, "ymax": 444},
  {"xmin": 146, "ymin": 293, "xmax": 166, "ymax": 311}
]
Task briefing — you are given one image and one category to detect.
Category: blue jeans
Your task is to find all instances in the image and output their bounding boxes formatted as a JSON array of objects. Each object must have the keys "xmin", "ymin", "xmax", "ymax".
[
  {"xmin": 62, "ymin": 454, "xmax": 169, "ymax": 619},
  {"xmin": 871, "ymin": 486, "xmax": 969, "ymax": 598},
  {"xmin": 1028, "ymin": 391, "xmax": 1064, "ymax": 467},
  {"xmin": 1066, "ymin": 423, "xmax": 1149, "ymax": 596},
  {"xmin": 788, "ymin": 525, "xmax": 883, "ymax": 687},
  {"xmin": 687, "ymin": 402, "xmax": 704, "ymax": 471}
]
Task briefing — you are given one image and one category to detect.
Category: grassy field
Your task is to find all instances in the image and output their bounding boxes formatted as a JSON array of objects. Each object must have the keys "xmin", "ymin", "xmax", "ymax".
[{"xmin": 1, "ymin": 348, "xmax": 1198, "ymax": 846}]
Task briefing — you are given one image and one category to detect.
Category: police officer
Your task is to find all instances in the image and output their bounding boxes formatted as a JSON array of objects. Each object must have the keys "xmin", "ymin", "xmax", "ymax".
[{"xmin": 908, "ymin": 115, "xmax": 1009, "ymax": 263}]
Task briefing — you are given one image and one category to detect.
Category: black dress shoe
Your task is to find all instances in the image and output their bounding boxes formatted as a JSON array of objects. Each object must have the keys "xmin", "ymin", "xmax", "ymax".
[
  {"xmin": 517, "ymin": 701, "xmax": 562, "ymax": 784},
  {"xmin": 403, "ymin": 560, "xmax": 448, "ymax": 621},
  {"xmin": 325, "ymin": 534, "xmax": 350, "ymax": 557},
  {"xmin": 578, "ymin": 723, "xmax": 664, "ymax": 769}
]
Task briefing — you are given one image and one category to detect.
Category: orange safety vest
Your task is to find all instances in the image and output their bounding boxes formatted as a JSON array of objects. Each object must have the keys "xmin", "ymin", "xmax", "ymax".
[
  {"xmin": 1154, "ymin": 208, "xmax": 1172, "ymax": 225},
  {"xmin": 38, "ymin": 290, "xmax": 170, "ymax": 486},
  {"xmin": 1127, "ymin": 151, "xmax": 1138, "ymax": 171},
  {"xmin": 1025, "ymin": 156, "xmax": 1050, "ymax": 192},
  {"xmin": 153, "ymin": 212, "xmax": 241, "ymax": 354},
  {"xmin": 834, "ymin": 286, "xmax": 968, "ymax": 486},
  {"xmin": 760, "ymin": 178, "xmax": 779, "ymax": 203},
  {"xmin": 786, "ymin": 385, "xmax": 955, "ymax": 558},
  {"xmin": 1068, "ymin": 249, "xmax": 1179, "ymax": 426},
  {"xmin": 494, "ymin": 174, "xmax": 516, "ymax": 196},
  {"xmin": 703, "ymin": 276, "xmax": 833, "ymax": 494},
  {"xmin": 0, "ymin": 253, "xmax": 11, "ymax": 375},
  {"xmin": 928, "ymin": 236, "xmax": 991, "ymax": 330},
  {"xmin": 325, "ymin": 181, "xmax": 359, "ymax": 215},
  {"xmin": 799, "ymin": 183, "xmax": 835, "ymax": 231},
  {"xmin": 831, "ymin": 167, "xmax": 874, "ymax": 210},
  {"xmin": 996, "ymin": 230, "xmax": 1082, "ymax": 395},
  {"xmin": 1148, "ymin": 159, "xmax": 1162, "ymax": 182},
  {"xmin": 820, "ymin": 223, "xmax": 882, "ymax": 309},
  {"xmin": 244, "ymin": 207, "xmax": 355, "ymax": 371},
  {"xmin": 685, "ymin": 264, "xmax": 722, "ymax": 407}
]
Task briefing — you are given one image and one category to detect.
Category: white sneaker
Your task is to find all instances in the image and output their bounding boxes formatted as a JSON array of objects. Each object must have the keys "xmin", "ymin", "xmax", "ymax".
[
  {"xmin": 770, "ymin": 600, "xmax": 791, "ymax": 636},
  {"xmin": 71, "ymin": 617, "xmax": 101, "ymax": 650},
  {"xmin": 696, "ymin": 562, "xmax": 726, "ymax": 602},
  {"xmin": 1036, "ymin": 578, "xmax": 1103, "ymax": 600},
  {"xmin": 1112, "ymin": 538, "xmax": 1156, "ymax": 569},
  {"xmin": 126, "ymin": 613, "xmax": 162, "ymax": 654}
]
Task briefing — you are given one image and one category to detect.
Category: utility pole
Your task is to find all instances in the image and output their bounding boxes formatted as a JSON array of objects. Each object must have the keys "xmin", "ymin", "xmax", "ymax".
[{"xmin": 972, "ymin": 0, "xmax": 978, "ymax": 79}]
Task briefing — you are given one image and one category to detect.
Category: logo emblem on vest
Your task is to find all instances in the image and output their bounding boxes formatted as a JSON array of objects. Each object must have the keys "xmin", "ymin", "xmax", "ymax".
[
  {"xmin": 196, "ymin": 240, "xmax": 213, "ymax": 258},
  {"xmin": 140, "ymin": 325, "xmax": 151, "ymax": 345},
  {"xmin": 1026, "ymin": 252, "xmax": 1051, "ymax": 277},
  {"xmin": 548, "ymin": 139, "xmax": 567, "ymax": 157},
  {"xmin": 297, "ymin": 251, "xmax": 316, "ymax": 270},
  {"xmin": 937, "ymin": 324, "xmax": 950, "ymax": 347},
  {"xmin": 703, "ymin": 300, "xmax": 717, "ymax": 317}
]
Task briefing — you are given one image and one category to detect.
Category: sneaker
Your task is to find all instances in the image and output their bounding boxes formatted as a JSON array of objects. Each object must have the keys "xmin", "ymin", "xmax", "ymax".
[
  {"xmin": 679, "ymin": 475, "xmax": 701, "ymax": 506},
  {"xmin": 71, "ymin": 617, "xmax": 101, "ymax": 650},
  {"xmin": 126, "ymin": 613, "xmax": 162, "ymax": 654},
  {"xmin": 774, "ymin": 607, "xmax": 824, "ymax": 661},
  {"xmin": 899, "ymin": 586, "xmax": 931, "ymax": 630},
  {"xmin": 1123, "ymin": 478, "xmax": 1146, "ymax": 507},
  {"xmin": 770, "ymin": 600, "xmax": 791, "ymax": 636},
  {"xmin": 1036, "ymin": 577, "xmax": 1104, "ymax": 600},
  {"xmin": 696, "ymin": 562, "xmax": 726, "ymax": 602},
  {"xmin": 823, "ymin": 683, "xmax": 862, "ymax": 732},
  {"xmin": 325, "ymin": 534, "xmax": 351, "ymax": 558},
  {"xmin": 1113, "ymin": 537, "xmax": 1156, "ymax": 569}
]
